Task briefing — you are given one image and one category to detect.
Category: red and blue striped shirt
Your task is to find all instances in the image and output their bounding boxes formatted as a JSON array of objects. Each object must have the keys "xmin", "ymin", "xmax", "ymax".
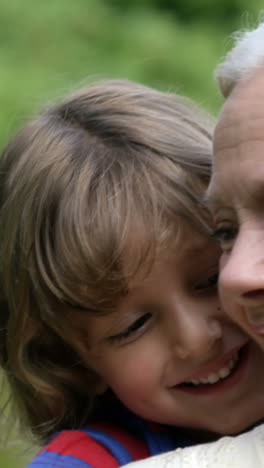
[{"xmin": 25, "ymin": 404, "xmax": 193, "ymax": 467}]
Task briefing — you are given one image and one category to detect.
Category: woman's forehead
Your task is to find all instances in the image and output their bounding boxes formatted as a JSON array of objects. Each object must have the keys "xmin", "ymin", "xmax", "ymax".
[{"xmin": 215, "ymin": 66, "xmax": 264, "ymax": 144}]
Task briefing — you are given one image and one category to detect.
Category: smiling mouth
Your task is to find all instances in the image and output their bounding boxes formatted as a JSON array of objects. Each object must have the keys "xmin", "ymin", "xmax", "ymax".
[
  {"xmin": 185, "ymin": 352, "xmax": 239, "ymax": 386},
  {"xmin": 178, "ymin": 344, "xmax": 248, "ymax": 391}
]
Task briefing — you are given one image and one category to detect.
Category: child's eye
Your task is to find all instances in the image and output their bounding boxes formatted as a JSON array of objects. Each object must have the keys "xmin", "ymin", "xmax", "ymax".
[
  {"xmin": 196, "ymin": 272, "xmax": 219, "ymax": 291},
  {"xmin": 109, "ymin": 312, "xmax": 152, "ymax": 344},
  {"xmin": 211, "ymin": 224, "xmax": 237, "ymax": 251}
]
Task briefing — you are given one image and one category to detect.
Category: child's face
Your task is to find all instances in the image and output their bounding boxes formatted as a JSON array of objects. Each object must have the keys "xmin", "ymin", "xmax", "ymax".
[
  {"xmin": 207, "ymin": 68, "xmax": 264, "ymax": 352},
  {"xmin": 86, "ymin": 223, "xmax": 264, "ymax": 435}
]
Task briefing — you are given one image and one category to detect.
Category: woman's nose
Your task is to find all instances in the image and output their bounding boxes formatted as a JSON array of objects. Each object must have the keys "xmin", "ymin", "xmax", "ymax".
[{"xmin": 220, "ymin": 230, "xmax": 264, "ymax": 307}]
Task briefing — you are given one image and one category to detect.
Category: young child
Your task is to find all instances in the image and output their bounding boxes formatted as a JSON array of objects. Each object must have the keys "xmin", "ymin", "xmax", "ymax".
[{"xmin": 0, "ymin": 80, "xmax": 263, "ymax": 468}]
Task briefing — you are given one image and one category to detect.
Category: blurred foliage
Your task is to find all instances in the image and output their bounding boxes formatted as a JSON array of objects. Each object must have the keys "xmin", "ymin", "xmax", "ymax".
[
  {"xmin": 0, "ymin": 0, "xmax": 262, "ymax": 150},
  {"xmin": 0, "ymin": 0, "xmax": 263, "ymax": 466},
  {"xmin": 109, "ymin": 0, "xmax": 262, "ymax": 24},
  {"xmin": 0, "ymin": 446, "xmax": 35, "ymax": 468}
]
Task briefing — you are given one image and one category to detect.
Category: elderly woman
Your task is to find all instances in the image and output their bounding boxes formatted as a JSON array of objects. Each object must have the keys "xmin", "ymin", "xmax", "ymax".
[
  {"xmin": 207, "ymin": 22, "xmax": 264, "ymax": 352},
  {"xmin": 123, "ymin": 21, "xmax": 264, "ymax": 468}
]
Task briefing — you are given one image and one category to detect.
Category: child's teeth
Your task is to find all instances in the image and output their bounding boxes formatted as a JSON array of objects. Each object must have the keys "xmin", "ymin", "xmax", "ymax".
[
  {"xmin": 187, "ymin": 352, "xmax": 239, "ymax": 386},
  {"xmin": 207, "ymin": 374, "xmax": 219, "ymax": 384},
  {"xmin": 201, "ymin": 378, "xmax": 208, "ymax": 384},
  {"xmin": 219, "ymin": 367, "xmax": 230, "ymax": 379}
]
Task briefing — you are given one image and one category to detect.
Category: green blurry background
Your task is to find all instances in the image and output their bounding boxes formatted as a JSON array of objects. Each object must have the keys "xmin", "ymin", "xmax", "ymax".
[{"xmin": 0, "ymin": 0, "xmax": 262, "ymax": 466}]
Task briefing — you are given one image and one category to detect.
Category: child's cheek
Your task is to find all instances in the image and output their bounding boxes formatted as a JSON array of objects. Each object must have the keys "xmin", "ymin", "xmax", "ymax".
[{"xmin": 105, "ymin": 341, "xmax": 165, "ymax": 401}]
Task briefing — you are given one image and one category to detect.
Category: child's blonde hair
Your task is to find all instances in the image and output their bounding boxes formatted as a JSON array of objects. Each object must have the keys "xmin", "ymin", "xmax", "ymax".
[{"xmin": 0, "ymin": 79, "xmax": 213, "ymax": 441}]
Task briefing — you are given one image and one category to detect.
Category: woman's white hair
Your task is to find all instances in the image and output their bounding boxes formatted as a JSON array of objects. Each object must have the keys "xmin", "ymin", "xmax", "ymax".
[{"xmin": 216, "ymin": 21, "xmax": 264, "ymax": 98}]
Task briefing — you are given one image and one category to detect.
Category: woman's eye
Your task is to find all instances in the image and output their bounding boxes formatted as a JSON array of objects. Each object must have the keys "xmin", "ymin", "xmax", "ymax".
[
  {"xmin": 109, "ymin": 312, "xmax": 152, "ymax": 343},
  {"xmin": 196, "ymin": 272, "xmax": 219, "ymax": 291},
  {"xmin": 211, "ymin": 224, "xmax": 237, "ymax": 251}
]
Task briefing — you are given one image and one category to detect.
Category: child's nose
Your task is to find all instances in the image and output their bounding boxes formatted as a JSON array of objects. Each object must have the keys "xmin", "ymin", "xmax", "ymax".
[{"xmin": 168, "ymin": 308, "xmax": 222, "ymax": 361}]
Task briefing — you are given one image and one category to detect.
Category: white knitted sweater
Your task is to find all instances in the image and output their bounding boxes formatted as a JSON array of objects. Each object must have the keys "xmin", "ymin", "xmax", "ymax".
[{"xmin": 124, "ymin": 424, "xmax": 264, "ymax": 468}]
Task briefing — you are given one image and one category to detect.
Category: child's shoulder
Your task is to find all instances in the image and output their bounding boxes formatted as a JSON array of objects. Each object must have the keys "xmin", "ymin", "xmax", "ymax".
[
  {"xmin": 24, "ymin": 411, "xmax": 193, "ymax": 468},
  {"xmin": 24, "ymin": 421, "xmax": 150, "ymax": 468}
]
